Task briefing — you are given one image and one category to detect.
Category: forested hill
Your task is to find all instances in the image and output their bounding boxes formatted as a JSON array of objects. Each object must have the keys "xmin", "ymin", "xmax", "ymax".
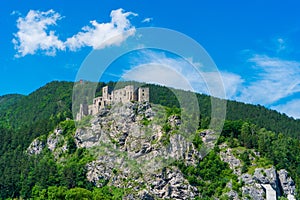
[
  {"xmin": 0, "ymin": 80, "xmax": 300, "ymax": 199},
  {"xmin": 0, "ymin": 81, "xmax": 73, "ymax": 129},
  {"xmin": 0, "ymin": 94, "xmax": 23, "ymax": 113},
  {"xmin": 0, "ymin": 80, "xmax": 299, "ymax": 139}
]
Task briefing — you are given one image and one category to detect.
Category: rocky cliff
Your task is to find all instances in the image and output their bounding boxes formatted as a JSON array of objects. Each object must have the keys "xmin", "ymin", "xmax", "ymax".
[
  {"xmin": 27, "ymin": 101, "xmax": 297, "ymax": 199},
  {"xmin": 219, "ymin": 144, "xmax": 296, "ymax": 200},
  {"xmin": 74, "ymin": 102, "xmax": 200, "ymax": 199}
]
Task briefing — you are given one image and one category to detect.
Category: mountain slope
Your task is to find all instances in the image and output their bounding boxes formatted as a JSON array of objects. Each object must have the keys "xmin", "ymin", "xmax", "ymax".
[
  {"xmin": 25, "ymin": 101, "xmax": 298, "ymax": 199},
  {"xmin": 0, "ymin": 81, "xmax": 300, "ymax": 199}
]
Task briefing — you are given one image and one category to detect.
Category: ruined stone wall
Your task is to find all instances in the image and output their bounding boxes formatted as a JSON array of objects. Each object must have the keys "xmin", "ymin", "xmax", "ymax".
[
  {"xmin": 112, "ymin": 85, "xmax": 136, "ymax": 103},
  {"xmin": 138, "ymin": 87, "xmax": 149, "ymax": 102},
  {"xmin": 77, "ymin": 85, "xmax": 150, "ymax": 120},
  {"xmin": 76, "ymin": 103, "xmax": 88, "ymax": 121}
]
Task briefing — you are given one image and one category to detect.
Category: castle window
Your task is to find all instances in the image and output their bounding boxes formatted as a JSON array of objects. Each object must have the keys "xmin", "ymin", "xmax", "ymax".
[{"xmin": 142, "ymin": 93, "xmax": 145, "ymax": 96}]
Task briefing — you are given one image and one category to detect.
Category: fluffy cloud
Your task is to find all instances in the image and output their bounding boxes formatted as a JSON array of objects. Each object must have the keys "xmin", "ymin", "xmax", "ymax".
[
  {"xmin": 65, "ymin": 8, "xmax": 137, "ymax": 51},
  {"xmin": 276, "ymin": 37, "xmax": 287, "ymax": 53},
  {"xmin": 13, "ymin": 8, "xmax": 137, "ymax": 57},
  {"xmin": 272, "ymin": 99, "xmax": 300, "ymax": 119},
  {"xmin": 123, "ymin": 63, "xmax": 195, "ymax": 91},
  {"xmin": 238, "ymin": 55, "xmax": 300, "ymax": 105},
  {"xmin": 12, "ymin": 9, "xmax": 65, "ymax": 57},
  {"xmin": 217, "ymin": 72, "xmax": 244, "ymax": 99},
  {"xmin": 122, "ymin": 50, "xmax": 242, "ymax": 99},
  {"xmin": 124, "ymin": 51, "xmax": 300, "ymax": 119},
  {"xmin": 141, "ymin": 17, "xmax": 153, "ymax": 23}
]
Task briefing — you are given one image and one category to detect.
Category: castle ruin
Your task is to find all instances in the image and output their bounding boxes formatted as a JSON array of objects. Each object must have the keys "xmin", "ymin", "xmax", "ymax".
[{"xmin": 76, "ymin": 85, "xmax": 149, "ymax": 120}]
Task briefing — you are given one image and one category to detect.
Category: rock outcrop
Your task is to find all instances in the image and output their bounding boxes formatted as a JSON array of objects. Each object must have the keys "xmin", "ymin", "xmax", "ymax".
[
  {"xmin": 27, "ymin": 127, "xmax": 68, "ymax": 158},
  {"xmin": 278, "ymin": 169, "xmax": 296, "ymax": 199},
  {"xmin": 27, "ymin": 138, "xmax": 45, "ymax": 155},
  {"xmin": 219, "ymin": 144, "xmax": 297, "ymax": 200},
  {"xmin": 253, "ymin": 167, "xmax": 280, "ymax": 194},
  {"xmin": 26, "ymin": 101, "xmax": 298, "ymax": 200},
  {"xmin": 220, "ymin": 147, "xmax": 242, "ymax": 175},
  {"xmin": 76, "ymin": 102, "xmax": 200, "ymax": 199}
]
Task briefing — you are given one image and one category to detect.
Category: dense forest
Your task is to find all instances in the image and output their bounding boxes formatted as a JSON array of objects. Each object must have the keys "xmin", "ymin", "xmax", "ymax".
[{"xmin": 0, "ymin": 81, "xmax": 299, "ymax": 199}]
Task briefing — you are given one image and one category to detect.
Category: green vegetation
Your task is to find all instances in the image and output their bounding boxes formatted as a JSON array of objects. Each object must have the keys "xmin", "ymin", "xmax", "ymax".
[
  {"xmin": 175, "ymin": 150, "xmax": 240, "ymax": 199},
  {"xmin": 31, "ymin": 185, "xmax": 124, "ymax": 200},
  {"xmin": 141, "ymin": 115, "xmax": 151, "ymax": 126},
  {"xmin": 219, "ymin": 120, "xmax": 300, "ymax": 199}
]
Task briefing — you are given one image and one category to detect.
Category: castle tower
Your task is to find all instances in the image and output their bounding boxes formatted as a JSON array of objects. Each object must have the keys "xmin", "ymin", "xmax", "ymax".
[
  {"xmin": 138, "ymin": 87, "xmax": 149, "ymax": 102},
  {"xmin": 124, "ymin": 85, "xmax": 136, "ymax": 101},
  {"xmin": 102, "ymin": 86, "xmax": 109, "ymax": 100},
  {"xmin": 76, "ymin": 103, "xmax": 88, "ymax": 120}
]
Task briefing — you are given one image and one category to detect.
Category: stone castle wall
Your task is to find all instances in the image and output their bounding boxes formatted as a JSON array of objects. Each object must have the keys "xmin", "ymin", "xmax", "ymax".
[{"xmin": 76, "ymin": 85, "xmax": 149, "ymax": 120}]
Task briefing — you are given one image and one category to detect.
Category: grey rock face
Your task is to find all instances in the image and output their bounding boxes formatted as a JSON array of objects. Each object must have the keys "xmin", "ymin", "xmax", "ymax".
[
  {"xmin": 220, "ymin": 148, "xmax": 242, "ymax": 175},
  {"xmin": 241, "ymin": 174, "xmax": 254, "ymax": 185},
  {"xmin": 226, "ymin": 180, "xmax": 240, "ymax": 200},
  {"xmin": 242, "ymin": 184, "xmax": 265, "ymax": 200},
  {"xmin": 168, "ymin": 115, "xmax": 181, "ymax": 127},
  {"xmin": 227, "ymin": 190, "xmax": 239, "ymax": 200},
  {"xmin": 253, "ymin": 167, "xmax": 280, "ymax": 194},
  {"xmin": 278, "ymin": 169, "xmax": 296, "ymax": 196},
  {"xmin": 77, "ymin": 102, "xmax": 200, "ymax": 199},
  {"xmin": 47, "ymin": 129, "xmax": 64, "ymax": 152},
  {"xmin": 27, "ymin": 138, "xmax": 45, "ymax": 155},
  {"xmin": 146, "ymin": 167, "xmax": 198, "ymax": 199},
  {"xmin": 27, "ymin": 127, "xmax": 69, "ymax": 158}
]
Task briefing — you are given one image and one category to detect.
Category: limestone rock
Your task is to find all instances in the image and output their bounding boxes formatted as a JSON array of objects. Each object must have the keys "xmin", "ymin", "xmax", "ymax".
[
  {"xmin": 242, "ymin": 183, "xmax": 265, "ymax": 200},
  {"xmin": 80, "ymin": 102, "xmax": 200, "ymax": 199},
  {"xmin": 227, "ymin": 190, "xmax": 239, "ymax": 200},
  {"xmin": 253, "ymin": 167, "xmax": 280, "ymax": 194},
  {"xmin": 278, "ymin": 169, "xmax": 296, "ymax": 197},
  {"xmin": 47, "ymin": 129, "xmax": 64, "ymax": 152},
  {"xmin": 168, "ymin": 115, "xmax": 181, "ymax": 127},
  {"xmin": 241, "ymin": 173, "xmax": 254, "ymax": 185},
  {"xmin": 27, "ymin": 138, "xmax": 45, "ymax": 155},
  {"xmin": 144, "ymin": 167, "xmax": 199, "ymax": 199},
  {"xmin": 220, "ymin": 148, "xmax": 242, "ymax": 175},
  {"xmin": 226, "ymin": 180, "xmax": 239, "ymax": 200}
]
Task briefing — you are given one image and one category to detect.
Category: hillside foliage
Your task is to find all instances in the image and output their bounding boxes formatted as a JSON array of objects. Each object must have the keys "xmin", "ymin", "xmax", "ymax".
[{"xmin": 0, "ymin": 81, "xmax": 299, "ymax": 199}]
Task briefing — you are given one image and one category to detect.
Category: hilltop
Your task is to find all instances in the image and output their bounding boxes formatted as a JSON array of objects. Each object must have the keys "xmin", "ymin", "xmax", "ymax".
[{"xmin": 0, "ymin": 81, "xmax": 299, "ymax": 199}]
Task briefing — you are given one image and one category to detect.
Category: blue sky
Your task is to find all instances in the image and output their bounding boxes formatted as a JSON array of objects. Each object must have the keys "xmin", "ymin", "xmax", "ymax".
[{"xmin": 0, "ymin": 0, "xmax": 300, "ymax": 118}]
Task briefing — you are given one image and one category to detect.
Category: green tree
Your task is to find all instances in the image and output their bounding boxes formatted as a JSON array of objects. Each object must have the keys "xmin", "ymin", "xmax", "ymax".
[{"xmin": 65, "ymin": 188, "xmax": 92, "ymax": 200}]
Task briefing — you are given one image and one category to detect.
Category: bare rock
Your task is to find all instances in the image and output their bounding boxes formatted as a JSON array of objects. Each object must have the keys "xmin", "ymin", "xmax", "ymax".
[
  {"xmin": 27, "ymin": 138, "xmax": 45, "ymax": 155},
  {"xmin": 253, "ymin": 167, "xmax": 280, "ymax": 195},
  {"xmin": 242, "ymin": 183, "xmax": 265, "ymax": 200},
  {"xmin": 220, "ymin": 148, "xmax": 242, "ymax": 175},
  {"xmin": 278, "ymin": 169, "xmax": 296, "ymax": 196}
]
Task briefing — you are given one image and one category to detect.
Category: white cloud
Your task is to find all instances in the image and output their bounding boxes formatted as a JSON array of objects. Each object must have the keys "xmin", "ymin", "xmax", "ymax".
[
  {"xmin": 272, "ymin": 99, "xmax": 300, "ymax": 119},
  {"xmin": 10, "ymin": 10, "xmax": 21, "ymax": 16},
  {"xmin": 238, "ymin": 55, "xmax": 300, "ymax": 105},
  {"xmin": 276, "ymin": 37, "xmax": 287, "ymax": 52},
  {"xmin": 13, "ymin": 8, "xmax": 137, "ymax": 57},
  {"xmin": 65, "ymin": 8, "xmax": 137, "ymax": 51},
  {"xmin": 127, "ymin": 51, "xmax": 299, "ymax": 119},
  {"xmin": 123, "ymin": 50, "xmax": 242, "ymax": 99},
  {"xmin": 218, "ymin": 72, "xmax": 244, "ymax": 99},
  {"xmin": 141, "ymin": 17, "xmax": 153, "ymax": 23},
  {"xmin": 123, "ymin": 63, "xmax": 194, "ymax": 91},
  {"xmin": 12, "ymin": 9, "xmax": 65, "ymax": 57}
]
